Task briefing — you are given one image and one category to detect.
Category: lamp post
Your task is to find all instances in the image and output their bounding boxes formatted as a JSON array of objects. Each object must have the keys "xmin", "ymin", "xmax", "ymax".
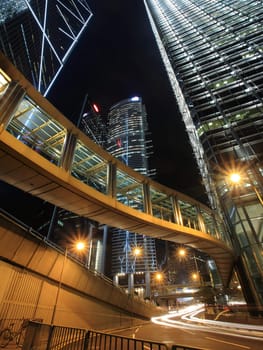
[
  {"xmin": 154, "ymin": 272, "xmax": 164, "ymax": 293},
  {"xmin": 50, "ymin": 240, "xmax": 87, "ymax": 325},
  {"xmin": 132, "ymin": 246, "xmax": 142, "ymax": 273},
  {"xmin": 177, "ymin": 247, "xmax": 187, "ymax": 259},
  {"xmin": 128, "ymin": 246, "xmax": 142, "ymax": 295},
  {"xmin": 155, "ymin": 272, "xmax": 163, "ymax": 283},
  {"xmin": 192, "ymin": 272, "xmax": 199, "ymax": 283},
  {"xmin": 50, "ymin": 247, "xmax": 67, "ymax": 325}
]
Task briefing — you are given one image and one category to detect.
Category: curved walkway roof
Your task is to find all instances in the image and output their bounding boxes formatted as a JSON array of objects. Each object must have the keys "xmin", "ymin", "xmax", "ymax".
[{"xmin": 0, "ymin": 53, "xmax": 235, "ymax": 286}]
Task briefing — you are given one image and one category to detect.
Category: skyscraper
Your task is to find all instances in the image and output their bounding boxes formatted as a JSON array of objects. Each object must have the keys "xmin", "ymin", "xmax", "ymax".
[
  {"xmin": 144, "ymin": 0, "xmax": 263, "ymax": 310},
  {"xmin": 107, "ymin": 96, "xmax": 155, "ymax": 177},
  {"xmin": 107, "ymin": 97, "xmax": 157, "ymax": 298},
  {"xmin": 0, "ymin": 0, "xmax": 93, "ymax": 95},
  {"xmin": 80, "ymin": 98, "xmax": 108, "ymax": 149}
]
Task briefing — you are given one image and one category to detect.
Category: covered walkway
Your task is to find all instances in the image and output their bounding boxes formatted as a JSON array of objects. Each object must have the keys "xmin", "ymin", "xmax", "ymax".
[{"xmin": 0, "ymin": 53, "xmax": 234, "ymax": 286}]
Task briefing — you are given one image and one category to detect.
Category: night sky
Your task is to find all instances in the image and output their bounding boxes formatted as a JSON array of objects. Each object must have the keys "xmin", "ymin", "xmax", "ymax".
[
  {"xmin": 48, "ymin": 0, "xmax": 205, "ymax": 199},
  {"xmin": 1, "ymin": 1, "xmax": 207, "ymax": 228}
]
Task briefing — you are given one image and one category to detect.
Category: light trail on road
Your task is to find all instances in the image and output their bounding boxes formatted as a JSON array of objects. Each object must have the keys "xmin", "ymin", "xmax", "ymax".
[{"xmin": 151, "ymin": 304, "xmax": 263, "ymax": 342}]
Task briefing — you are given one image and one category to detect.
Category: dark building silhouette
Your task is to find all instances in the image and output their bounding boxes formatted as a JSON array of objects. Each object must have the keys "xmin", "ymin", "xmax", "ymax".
[{"xmin": 0, "ymin": 0, "xmax": 93, "ymax": 94}]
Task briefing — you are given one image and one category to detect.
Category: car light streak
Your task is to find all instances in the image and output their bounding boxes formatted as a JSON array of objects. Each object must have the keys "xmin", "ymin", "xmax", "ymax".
[
  {"xmin": 151, "ymin": 304, "xmax": 263, "ymax": 341},
  {"xmin": 205, "ymin": 336, "xmax": 250, "ymax": 349}
]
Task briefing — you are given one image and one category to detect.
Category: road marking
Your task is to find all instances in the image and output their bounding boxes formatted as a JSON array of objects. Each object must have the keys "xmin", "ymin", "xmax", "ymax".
[{"xmin": 206, "ymin": 337, "xmax": 251, "ymax": 349}]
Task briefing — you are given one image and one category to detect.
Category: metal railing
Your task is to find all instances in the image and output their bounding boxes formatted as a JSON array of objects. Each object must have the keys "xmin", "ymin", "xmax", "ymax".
[
  {"xmin": 0, "ymin": 59, "xmax": 231, "ymax": 247},
  {"xmin": 0, "ymin": 208, "xmax": 120, "ymax": 291},
  {"xmin": 20, "ymin": 321, "xmax": 205, "ymax": 350}
]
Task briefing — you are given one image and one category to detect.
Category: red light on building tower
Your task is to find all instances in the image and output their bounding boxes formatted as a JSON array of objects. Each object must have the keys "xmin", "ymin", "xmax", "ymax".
[{"xmin": 92, "ymin": 103, "xmax": 99, "ymax": 113}]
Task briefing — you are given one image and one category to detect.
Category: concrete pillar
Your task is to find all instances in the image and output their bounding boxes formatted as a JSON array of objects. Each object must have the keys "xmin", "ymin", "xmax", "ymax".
[
  {"xmin": 128, "ymin": 273, "xmax": 134, "ymax": 294},
  {"xmin": 113, "ymin": 274, "xmax": 119, "ymax": 286},
  {"xmin": 145, "ymin": 271, "xmax": 151, "ymax": 299},
  {"xmin": 100, "ymin": 225, "xmax": 108, "ymax": 274}
]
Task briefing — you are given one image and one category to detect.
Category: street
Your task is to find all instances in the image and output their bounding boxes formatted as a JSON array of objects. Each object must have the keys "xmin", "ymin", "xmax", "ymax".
[{"xmin": 113, "ymin": 305, "xmax": 263, "ymax": 350}]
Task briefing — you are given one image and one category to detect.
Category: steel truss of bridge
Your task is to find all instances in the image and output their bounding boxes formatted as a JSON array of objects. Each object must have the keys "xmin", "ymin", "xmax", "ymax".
[{"xmin": 0, "ymin": 53, "xmax": 234, "ymax": 286}]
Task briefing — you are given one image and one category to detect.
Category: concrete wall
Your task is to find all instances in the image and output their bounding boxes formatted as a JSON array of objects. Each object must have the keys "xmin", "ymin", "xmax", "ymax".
[{"xmin": 0, "ymin": 212, "xmax": 162, "ymax": 330}]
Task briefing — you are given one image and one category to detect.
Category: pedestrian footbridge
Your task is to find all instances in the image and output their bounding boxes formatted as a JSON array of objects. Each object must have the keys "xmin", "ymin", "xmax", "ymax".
[{"xmin": 0, "ymin": 53, "xmax": 234, "ymax": 286}]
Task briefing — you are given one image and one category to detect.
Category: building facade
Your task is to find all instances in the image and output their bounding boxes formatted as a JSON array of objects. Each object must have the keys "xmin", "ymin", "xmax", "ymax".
[
  {"xmin": 79, "ymin": 98, "xmax": 108, "ymax": 149},
  {"xmin": 107, "ymin": 97, "xmax": 157, "ymax": 298},
  {"xmin": 0, "ymin": 0, "xmax": 93, "ymax": 95},
  {"xmin": 107, "ymin": 96, "xmax": 154, "ymax": 177},
  {"xmin": 144, "ymin": 0, "xmax": 263, "ymax": 309}
]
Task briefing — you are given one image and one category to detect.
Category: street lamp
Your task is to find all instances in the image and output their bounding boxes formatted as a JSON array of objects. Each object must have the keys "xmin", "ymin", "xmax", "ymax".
[
  {"xmin": 132, "ymin": 246, "xmax": 142, "ymax": 272},
  {"xmin": 178, "ymin": 248, "xmax": 186, "ymax": 257},
  {"xmin": 177, "ymin": 247, "xmax": 188, "ymax": 260},
  {"xmin": 126, "ymin": 246, "xmax": 142, "ymax": 296},
  {"xmin": 76, "ymin": 240, "xmax": 86, "ymax": 251},
  {"xmin": 192, "ymin": 272, "xmax": 199, "ymax": 282},
  {"xmin": 133, "ymin": 247, "xmax": 142, "ymax": 257},
  {"xmin": 228, "ymin": 172, "xmax": 263, "ymax": 206},
  {"xmin": 155, "ymin": 272, "xmax": 163, "ymax": 282},
  {"xmin": 229, "ymin": 173, "xmax": 241, "ymax": 184},
  {"xmin": 50, "ymin": 240, "xmax": 87, "ymax": 324}
]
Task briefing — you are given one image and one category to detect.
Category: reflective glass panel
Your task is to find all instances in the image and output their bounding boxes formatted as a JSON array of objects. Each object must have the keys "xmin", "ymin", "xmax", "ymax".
[
  {"xmin": 6, "ymin": 96, "xmax": 66, "ymax": 165},
  {"xmin": 116, "ymin": 169, "xmax": 144, "ymax": 211},
  {"xmin": 71, "ymin": 140, "xmax": 108, "ymax": 194}
]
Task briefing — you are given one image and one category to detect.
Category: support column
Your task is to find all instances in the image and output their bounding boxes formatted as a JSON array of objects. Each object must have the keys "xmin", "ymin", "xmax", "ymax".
[
  {"xmin": 145, "ymin": 271, "xmax": 151, "ymax": 299},
  {"xmin": 128, "ymin": 273, "xmax": 134, "ymax": 295},
  {"xmin": 113, "ymin": 274, "xmax": 119, "ymax": 286},
  {"xmin": 100, "ymin": 225, "xmax": 108, "ymax": 274}
]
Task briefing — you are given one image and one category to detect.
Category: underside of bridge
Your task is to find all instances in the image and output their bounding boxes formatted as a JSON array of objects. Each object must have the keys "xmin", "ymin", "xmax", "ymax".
[
  {"xmin": 0, "ymin": 209, "xmax": 162, "ymax": 329},
  {"xmin": 0, "ymin": 134, "xmax": 234, "ymax": 286},
  {"xmin": 0, "ymin": 53, "xmax": 235, "ymax": 288}
]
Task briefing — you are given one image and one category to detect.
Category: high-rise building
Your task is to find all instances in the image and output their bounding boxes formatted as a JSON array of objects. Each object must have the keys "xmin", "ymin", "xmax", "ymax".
[
  {"xmin": 0, "ymin": 0, "xmax": 93, "ymax": 95},
  {"xmin": 107, "ymin": 97, "xmax": 157, "ymax": 298},
  {"xmin": 80, "ymin": 98, "xmax": 108, "ymax": 149},
  {"xmin": 107, "ymin": 96, "xmax": 155, "ymax": 177},
  {"xmin": 144, "ymin": 0, "xmax": 263, "ymax": 310}
]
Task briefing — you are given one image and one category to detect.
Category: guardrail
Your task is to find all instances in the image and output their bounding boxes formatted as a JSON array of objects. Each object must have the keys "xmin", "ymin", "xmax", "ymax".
[
  {"xmin": 0, "ymin": 208, "xmax": 120, "ymax": 291},
  {"xmin": 0, "ymin": 53, "xmax": 235, "ymax": 288},
  {"xmin": 19, "ymin": 321, "xmax": 205, "ymax": 350},
  {"xmin": 0, "ymin": 57, "xmax": 231, "ymax": 247}
]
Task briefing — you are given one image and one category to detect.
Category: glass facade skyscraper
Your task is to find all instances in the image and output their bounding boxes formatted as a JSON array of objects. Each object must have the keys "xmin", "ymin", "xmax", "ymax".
[
  {"xmin": 107, "ymin": 96, "xmax": 154, "ymax": 177},
  {"xmin": 107, "ymin": 97, "xmax": 157, "ymax": 298},
  {"xmin": 144, "ymin": 0, "xmax": 263, "ymax": 310},
  {"xmin": 0, "ymin": 0, "xmax": 93, "ymax": 95}
]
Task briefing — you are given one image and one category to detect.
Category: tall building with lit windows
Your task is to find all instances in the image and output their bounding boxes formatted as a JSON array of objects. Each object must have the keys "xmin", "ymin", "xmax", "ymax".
[
  {"xmin": 107, "ymin": 96, "xmax": 155, "ymax": 177},
  {"xmin": 0, "ymin": 0, "xmax": 93, "ymax": 95},
  {"xmin": 107, "ymin": 97, "xmax": 157, "ymax": 298},
  {"xmin": 144, "ymin": 0, "xmax": 263, "ymax": 310}
]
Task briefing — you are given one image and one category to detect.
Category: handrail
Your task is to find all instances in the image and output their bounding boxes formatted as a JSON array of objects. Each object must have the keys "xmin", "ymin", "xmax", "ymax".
[
  {"xmin": 0, "ymin": 208, "xmax": 119, "ymax": 291},
  {"xmin": 0, "ymin": 52, "xmax": 231, "ymax": 248},
  {"xmin": 22, "ymin": 321, "xmax": 206, "ymax": 350},
  {"xmin": 0, "ymin": 53, "xmax": 235, "ymax": 287}
]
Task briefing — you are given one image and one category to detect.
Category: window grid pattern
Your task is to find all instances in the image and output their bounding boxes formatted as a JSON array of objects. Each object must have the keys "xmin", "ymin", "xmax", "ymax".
[
  {"xmin": 0, "ymin": 0, "xmax": 93, "ymax": 94},
  {"xmin": 6, "ymin": 96, "xmax": 66, "ymax": 165},
  {"xmin": 144, "ymin": 0, "xmax": 263, "ymax": 305},
  {"xmin": 0, "ymin": 68, "xmax": 231, "ymax": 248}
]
